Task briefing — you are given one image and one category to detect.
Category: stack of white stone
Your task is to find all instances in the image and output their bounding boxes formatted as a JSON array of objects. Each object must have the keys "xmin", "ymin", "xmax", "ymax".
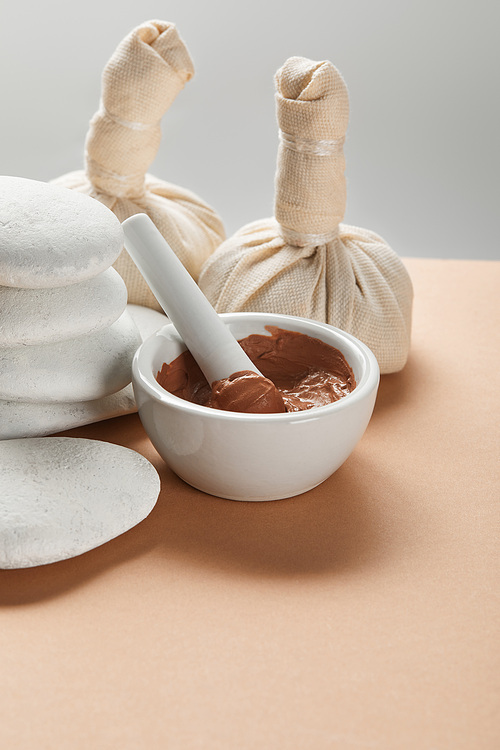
[{"xmin": 0, "ymin": 176, "xmax": 145, "ymax": 439}]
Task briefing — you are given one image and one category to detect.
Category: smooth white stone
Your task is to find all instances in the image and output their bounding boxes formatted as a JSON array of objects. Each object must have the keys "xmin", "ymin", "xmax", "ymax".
[
  {"xmin": 0, "ymin": 310, "xmax": 142, "ymax": 403},
  {"xmin": 0, "ymin": 176, "xmax": 123, "ymax": 288},
  {"xmin": 0, "ymin": 268, "xmax": 128, "ymax": 346},
  {"xmin": 0, "ymin": 384, "xmax": 136, "ymax": 440},
  {"xmin": 127, "ymin": 303, "xmax": 169, "ymax": 341},
  {"xmin": 0, "ymin": 305, "xmax": 169, "ymax": 439},
  {"xmin": 0, "ymin": 437, "xmax": 160, "ymax": 569}
]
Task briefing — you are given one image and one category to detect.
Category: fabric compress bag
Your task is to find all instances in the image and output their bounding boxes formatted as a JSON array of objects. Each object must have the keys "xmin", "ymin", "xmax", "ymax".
[
  {"xmin": 199, "ymin": 56, "xmax": 413, "ymax": 373},
  {"xmin": 53, "ymin": 20, "xmax": 225, "ymax": 310}
]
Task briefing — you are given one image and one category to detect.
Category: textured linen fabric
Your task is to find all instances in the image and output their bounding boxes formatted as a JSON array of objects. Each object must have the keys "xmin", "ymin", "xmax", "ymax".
[
  {"xmin": 53, "ymin": 20, "xmax": 225, "ymax": 310},
  {"xmin": 199, "ymin": 57, "xmax": 413, "ymax": 374}
]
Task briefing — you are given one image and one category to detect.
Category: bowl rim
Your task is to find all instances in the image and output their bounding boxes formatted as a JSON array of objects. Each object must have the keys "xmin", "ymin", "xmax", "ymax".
[{"xmin": 132, "ymin": 312, "xmax": 380, "ymax": 423}]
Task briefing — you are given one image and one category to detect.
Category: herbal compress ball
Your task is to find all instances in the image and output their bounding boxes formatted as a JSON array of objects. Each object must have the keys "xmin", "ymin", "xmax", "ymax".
[
  {"xmin": 199, "ymin": 56, "xmax": 413, "ymax": 374},
  {"xmin": 53, "ymin": 20, "xmax": 225, "ymax": 309}
]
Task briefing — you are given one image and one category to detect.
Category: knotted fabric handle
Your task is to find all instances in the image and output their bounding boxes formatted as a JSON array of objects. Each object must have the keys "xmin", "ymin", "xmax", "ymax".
[
  {"xmin": 274, "ymin": 56, "xmax": 349, "ymax": 246},
  {"xmin": 85, "ymin": 20, "xmax": 194, "ymax": 199}
]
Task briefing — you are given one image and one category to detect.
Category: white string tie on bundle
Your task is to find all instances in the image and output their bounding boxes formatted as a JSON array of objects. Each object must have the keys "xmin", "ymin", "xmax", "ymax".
[
  {"xmin": 278, "ymin": 225, "xmax": 339, "ymax": 248},
  {"xmin": 96, "ymin": 101, "xmax": 162, "ymax": 132},
  {"xmin": 279, "ymin": 130, "xmax": 345, "ymax": 157}
]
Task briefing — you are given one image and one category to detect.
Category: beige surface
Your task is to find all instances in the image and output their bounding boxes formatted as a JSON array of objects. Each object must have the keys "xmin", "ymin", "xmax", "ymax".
[{"xmin": 1, "ymin": 258, "xmax": 498, "ymax": 749}]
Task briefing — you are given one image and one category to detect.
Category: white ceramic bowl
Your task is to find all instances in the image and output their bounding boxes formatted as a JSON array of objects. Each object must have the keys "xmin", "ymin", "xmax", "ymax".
[{"xmin": 132, "ymin": 313, "xmax": 380, "ymax": 501}]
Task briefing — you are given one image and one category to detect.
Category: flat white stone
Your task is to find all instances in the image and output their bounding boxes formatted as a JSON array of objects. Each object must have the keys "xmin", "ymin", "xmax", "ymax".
[
  {"xmin": 0, "ymin": 384, "xmax": 136, "ymax": 440},
  {"xmin": 0, "ymin": 437, "xmax": 160, "ymax": 568},
  {"xmin": 127, "ymin": 303, "xmax": 169, "ymax": 341},
  {"xmin": 0, "ymin": 268, "xmax": 128, "ymax": 346},
  {"xmin": 0, "ymin": 176, "xmax": 123, "ymax": 288},
  {"xmin": 0, "ymin": 305, "xmax": 169, "ymax": 439},
  {"xmin": 0, "ymin": 310, "xmax": 142, "ymax": 403}
]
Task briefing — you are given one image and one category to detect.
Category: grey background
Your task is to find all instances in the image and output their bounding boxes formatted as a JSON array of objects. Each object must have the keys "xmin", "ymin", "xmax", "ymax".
[{"xmin": 1, "ymin": 0, "xmax": 498, "ymax": 260}]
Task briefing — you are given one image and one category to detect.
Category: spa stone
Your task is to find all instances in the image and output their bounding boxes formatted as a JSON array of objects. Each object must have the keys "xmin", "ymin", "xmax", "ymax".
[
  {"xmin": 0, "ymin": 176, "xmax": 124, "ymax": 288},
  {"xmin": 0, "ymin": 384, "xmax": 136, "ymax": 440},
  {"xmin": 0, "ymin": 305, "xmax": 169, "ymax": 439},
  {"xmin": 0, "ymin": 268, "xmax": 128, "ymax": 346},
  {"xmin": 0, "ymin": 437, "xmax": 160, "ymax": 568},
  {"xmin": 0, "ymin": 310, "xmax": 141, "ymax": 403},
  {"xmin": 127, "ymin": 303, "xmax": 169, "ymax": 340}
]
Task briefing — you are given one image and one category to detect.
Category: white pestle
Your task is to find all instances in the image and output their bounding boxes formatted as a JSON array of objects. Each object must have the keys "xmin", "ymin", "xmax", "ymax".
[{"xmin": 122, "ymin": 213, "xmax": 262, "ymax": 385}]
